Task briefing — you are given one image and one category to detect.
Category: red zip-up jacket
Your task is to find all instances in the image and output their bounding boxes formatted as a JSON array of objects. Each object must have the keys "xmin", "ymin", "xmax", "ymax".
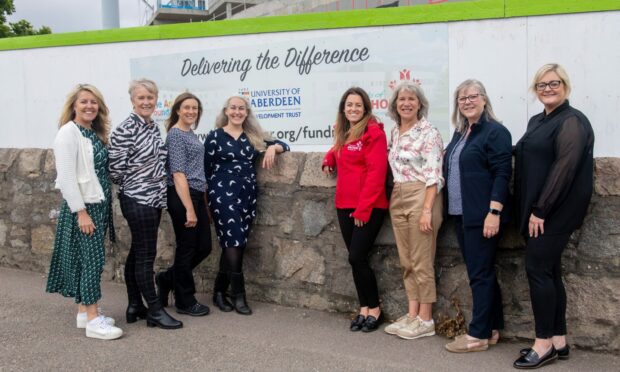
[{"xmin": 322, "ymin": 117, "xmax": 389, "ymax": 222}]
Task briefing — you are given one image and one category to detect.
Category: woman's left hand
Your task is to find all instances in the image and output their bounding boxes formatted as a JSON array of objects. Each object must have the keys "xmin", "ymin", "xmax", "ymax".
[
  {"xmin": 483, "ymin": 213, "xmax": 500, "ymax": 238},
  {"xmin": 354, "ymin": 218, "xmax": 366, "ymax": 227},
  {"xmin": 262, "ymin": 145, "xmax": 277, "ymax": 169},
  {"xmin": 419, "ymin": 212, "xmax": 433, "ymax": 233}
]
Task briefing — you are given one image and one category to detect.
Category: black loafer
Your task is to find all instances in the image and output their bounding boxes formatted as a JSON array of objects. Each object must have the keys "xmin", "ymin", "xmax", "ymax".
[
  {"xmin": 350, "ymin": 315, "xmax": 366, "ymax": 332},
  {"xmin": 514, "ymin": 347, "xmax": 558, "ymax": 369},
  {"xmin": 176, "ymin": 302, "xmax": 210, "ymax": 317},
  {"xmin": 361, "ymin": 313, "xmax": 383, "ymax": 333},
  {"xmin": 520, "ymin": 345, "xmax": 569, "ymax": 360}
]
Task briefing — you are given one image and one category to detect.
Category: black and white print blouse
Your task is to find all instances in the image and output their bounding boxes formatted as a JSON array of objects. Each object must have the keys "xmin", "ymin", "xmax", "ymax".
[{"xmin": 109, "ymin": 113, "xmax": 168, "ymax": 208}]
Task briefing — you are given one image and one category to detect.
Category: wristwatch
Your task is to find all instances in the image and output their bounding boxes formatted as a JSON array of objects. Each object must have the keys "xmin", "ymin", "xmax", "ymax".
[{"xmin": 489, "ymin": 208, "xmax": 501, "ymax": 216}]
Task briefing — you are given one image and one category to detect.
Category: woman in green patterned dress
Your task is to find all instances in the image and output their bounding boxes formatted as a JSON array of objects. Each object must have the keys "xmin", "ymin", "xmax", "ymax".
[{"xmin": 46, "ymin": 84, "xmax": 123, "ymax": 340}]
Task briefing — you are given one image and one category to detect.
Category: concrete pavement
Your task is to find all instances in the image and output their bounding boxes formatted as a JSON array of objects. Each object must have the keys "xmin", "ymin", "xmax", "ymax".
[{"xmin": 1, "ymin": 267, "xmax": 618, "ymax": 371}]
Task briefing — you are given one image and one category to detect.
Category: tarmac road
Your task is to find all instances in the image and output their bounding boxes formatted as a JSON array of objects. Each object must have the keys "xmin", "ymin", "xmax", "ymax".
[{"xmin": 1, "ymin": 267, "xmax": 618, "ymax": 371}]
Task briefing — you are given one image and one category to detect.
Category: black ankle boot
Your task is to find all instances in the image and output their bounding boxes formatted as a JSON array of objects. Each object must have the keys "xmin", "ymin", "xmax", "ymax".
[
  {"xmin": 155, "ymin": 272, "xmax": 173, "ymax": 307},
  {"xmin": 146, "ymin": 307, "xmax": 183, "ymax": 329},
  {"xmin": 228, "ymin": 272, "xmax": 252, "ymax": 315},
  {"xmin": 213, "ymin": 272, "xmax": 233, "ymax": 312},
  {"xmin": 126, "ymin": 298, "xmax": 148, "ymax": 323}
]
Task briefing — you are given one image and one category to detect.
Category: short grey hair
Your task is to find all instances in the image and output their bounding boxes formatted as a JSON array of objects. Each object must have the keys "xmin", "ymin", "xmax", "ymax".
[
  {"xmin": 128, "ymin": 78, "xmax": 158, "ymax": 98},
  {"xmin": 388, "ymin": 81, "xmax": 429, "ymax": 125}
]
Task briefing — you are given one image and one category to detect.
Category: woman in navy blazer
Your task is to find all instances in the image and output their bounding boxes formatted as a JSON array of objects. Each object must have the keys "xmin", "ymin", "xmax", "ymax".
[{"xmin": 443, "ymin": 79, "xmax": 512, "ymax": 353}]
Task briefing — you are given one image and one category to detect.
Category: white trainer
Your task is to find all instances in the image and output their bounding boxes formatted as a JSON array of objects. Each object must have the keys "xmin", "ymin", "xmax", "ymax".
[
  {"xmin": 384, "ymin": 314, "xmax": 414, "ymax": 335},
  {"xmin": 85, "ymin": 316, "xmax": 123, "ymax": 340},
  {"xmin": 77, "ymin": 311, "xmax": 115, "ymax": 329},
  {"xmin": 396, "ymin": 317, "xmax": 435, "ymax": 340}
]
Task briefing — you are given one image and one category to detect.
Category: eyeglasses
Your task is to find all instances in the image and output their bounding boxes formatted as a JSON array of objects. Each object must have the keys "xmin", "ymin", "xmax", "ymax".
[
  {"xmin": 457, "ymin": 94, "xmax": 482, "ymax": 104},
  {"xmin": 535, "ymin": 80, "xmax": 562, "ymax": 91}
]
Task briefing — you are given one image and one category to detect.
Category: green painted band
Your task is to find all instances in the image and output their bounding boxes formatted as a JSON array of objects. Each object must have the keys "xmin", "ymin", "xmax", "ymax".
[{"xmin": 0, "ymin": 0, "xmax": 618, "ymax": 51}]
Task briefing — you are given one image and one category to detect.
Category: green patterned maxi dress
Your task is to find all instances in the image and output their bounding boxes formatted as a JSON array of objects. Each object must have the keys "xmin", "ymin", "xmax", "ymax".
[{"xmin": 46, "ymin": 126, "xmax": 114, "ymax": 305}]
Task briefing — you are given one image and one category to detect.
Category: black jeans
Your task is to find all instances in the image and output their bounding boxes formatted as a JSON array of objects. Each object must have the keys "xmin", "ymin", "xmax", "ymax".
[
  {"xmin": 454, "ymin": 216, "xmax": 504, "ymax": 339},
  {"xmin": 337, "ymin": 208, "xmax": 386, "ymax": 308},
  {"xmin": 119, "ymin": 194, "xmax": 162, "ymax": 310},
  {"xmin": 525, "ymin": 233, "xmax": 570, "ymax": 338},
  {"xmin": 162, "ymin": 186, "xmax": 212, "ymax": 308}
]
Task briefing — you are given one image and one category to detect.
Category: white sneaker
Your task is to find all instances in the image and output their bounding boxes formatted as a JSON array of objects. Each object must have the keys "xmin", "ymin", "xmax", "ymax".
[
  {"xmin": 384, "ymin": 314, "xmax": 414, "ymax": 335},
  {"xmin": 396, "ymin": 317, "xmax": 435, "ymax": 340},
  {"xmin": 85, "ymin": 316, "xmax": 123, "ymax": 340},
  {"xmin": 77, "ymin": 311, "xmax": 115, "ymax": 329}
]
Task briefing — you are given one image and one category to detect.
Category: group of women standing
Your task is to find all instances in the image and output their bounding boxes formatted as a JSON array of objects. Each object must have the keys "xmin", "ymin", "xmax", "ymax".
[
  {"xmin": 323, "ymin": 63, "xmax": 593, "ymax": 370},
  {"xmin": 46, "ymin": 79, "xmax": 288, "ymax": 340},
  {"xmin": 45, "ymin": 63, "xmax": 594, "ymax": 369}
]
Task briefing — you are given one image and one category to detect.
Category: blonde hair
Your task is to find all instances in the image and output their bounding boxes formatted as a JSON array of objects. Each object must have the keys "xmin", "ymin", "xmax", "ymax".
[
  {"xmin": 451, "ymin": 79, "xmax": 500, "ymax": 133},
  {"xmin": 58, "ymin": 84, "xmax": 111, "ymax": 145},
  {"xmin": 388, "ymin": 81, "xmax": 429, "ymax": 125},
  {"xmin": 333, "ymin": 87, "xmax": 375, "ymax": 151},
  {"xmin": 215, "ymin": 96, "xmax": 271, "ymax": 151},
  {"xmin": 530, "ymin": 63, "xmax": 572, "ymax": 97},
  {"xmin": 128, "ymin": 78, "xmax": 159, "ymax": 98}
]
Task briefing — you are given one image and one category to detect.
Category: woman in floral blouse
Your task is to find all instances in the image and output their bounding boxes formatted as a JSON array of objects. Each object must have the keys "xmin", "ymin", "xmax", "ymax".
[{"xmin": 383, "ymin": 81, "xmax": 444, "ymax": 341}]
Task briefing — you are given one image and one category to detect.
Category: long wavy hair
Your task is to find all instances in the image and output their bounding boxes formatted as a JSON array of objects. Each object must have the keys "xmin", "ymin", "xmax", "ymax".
[
  {"xmin": 333, "ymin": 87, "xmax": 375, "ymax": 151},
  {"xmin": 165, "ymin": 92, "xmax": 203, "ymax": 132},
  {"xmin": 215, "ymin": 96, "xmax": 271, "ymax": 151},
  {"xmin": 451, "ymin": 79, "xmax": 500, "ymax": 133},
  {"xmin": 58, "ymin": 83, "xmax": 111, "ymax": 145}
]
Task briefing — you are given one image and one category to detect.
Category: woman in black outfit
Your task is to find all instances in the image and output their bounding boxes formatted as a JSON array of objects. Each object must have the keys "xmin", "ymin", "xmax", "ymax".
[
  {"xmin": 156, "ymin": 93, "xmax": 212, "ymax": 317},
  {"xmin": 513, "ymin": 64, "xmax": 594, "ymax": 369}
]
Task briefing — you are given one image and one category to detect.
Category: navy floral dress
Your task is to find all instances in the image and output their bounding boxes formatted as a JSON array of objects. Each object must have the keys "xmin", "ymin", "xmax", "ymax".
[{"xmin": 203, "ymin": 128, "xmax": 289, "ymax": 249}]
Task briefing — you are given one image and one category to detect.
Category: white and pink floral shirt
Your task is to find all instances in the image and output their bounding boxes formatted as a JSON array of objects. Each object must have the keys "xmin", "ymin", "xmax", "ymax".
[{"xmin": 388, "ymin": 117, "xmax": 444, "ymax": 191}]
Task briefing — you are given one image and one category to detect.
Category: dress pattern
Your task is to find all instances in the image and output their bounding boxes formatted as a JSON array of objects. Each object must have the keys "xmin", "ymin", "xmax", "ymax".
[
  {"xmin": 204, "ymin": 128, "xmax": 289, "ymax": 249},
  {"xmin": 46, "ymin": 126, "xmax": 112, "ymax": 305}
]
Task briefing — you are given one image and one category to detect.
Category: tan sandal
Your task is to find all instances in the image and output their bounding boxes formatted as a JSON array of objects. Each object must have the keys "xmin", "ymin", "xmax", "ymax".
[
  {"xmin": 445, "ymin": 334, "xmax": 489, "ymax": 353},
  {"xmin": 489, "ymin": 330, "xmax": 500, "ymax": 345}
]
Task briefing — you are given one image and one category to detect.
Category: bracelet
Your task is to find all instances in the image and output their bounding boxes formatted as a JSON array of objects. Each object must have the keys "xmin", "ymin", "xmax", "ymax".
[{"xmin": 422, "ymin": 209, "xmax": 432, "ymax": 215}]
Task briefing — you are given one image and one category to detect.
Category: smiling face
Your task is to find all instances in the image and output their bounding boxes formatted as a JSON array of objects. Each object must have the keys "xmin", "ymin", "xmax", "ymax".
[
  {"xmin": 225, "ymin": 97, "xmax": 248, "ymax": 128},
  {"xmin": 176, "ymin": 98, "xmax": 199, "ymax": 128},
  {"xmin": 457, "ymin": 86, "xmax": 486, "ymax": 124},
  {"xmin": 131, "ymin": 86, "xmax": 157, "ymax": 120},
  {"xmin": 344, "ymin": 94, "xmax": 365, "ymax": 125},
  {"xmin": 536, "ymin": 71, "xmax": 567, "ymax": 113},
  {"xmin": 73, "ymin": 90, "xmax": 99, "ymax": 126},
  {"xmin": 396, "ymin": 89, "xmax": 420, "ymax": 125}
]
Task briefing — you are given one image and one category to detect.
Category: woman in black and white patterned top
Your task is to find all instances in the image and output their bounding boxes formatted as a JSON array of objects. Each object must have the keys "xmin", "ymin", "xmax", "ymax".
[
  {"xmin": 155, "ymin": 92, "xmax": 213, "ymax": 317},
  {"xmin": 109, "ymin": 79, "xmax": 182, "ymax": 330}
]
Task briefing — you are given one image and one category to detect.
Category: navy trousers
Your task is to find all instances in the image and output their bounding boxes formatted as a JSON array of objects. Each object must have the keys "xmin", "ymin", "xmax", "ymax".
[{"xmin": 454, "ymin": 216, "xmax": 504, "ymax": 339}]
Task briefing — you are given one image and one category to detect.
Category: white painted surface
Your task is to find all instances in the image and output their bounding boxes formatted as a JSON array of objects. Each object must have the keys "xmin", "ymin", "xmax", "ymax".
[{"xmin": 1, "ymin": 11, "xmax": 619, "ymax": 156}]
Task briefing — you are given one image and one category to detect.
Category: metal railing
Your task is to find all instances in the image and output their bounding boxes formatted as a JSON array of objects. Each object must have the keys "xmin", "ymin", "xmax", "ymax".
[{"xmin": 157, "ymin": 0, "xmax": 207, "ymax": 11}]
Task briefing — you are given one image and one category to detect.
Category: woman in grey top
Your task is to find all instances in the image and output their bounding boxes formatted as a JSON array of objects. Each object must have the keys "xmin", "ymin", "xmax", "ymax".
[{"xmin": 156, "ymin": 92, "xmax": 213, "ymax": 317}]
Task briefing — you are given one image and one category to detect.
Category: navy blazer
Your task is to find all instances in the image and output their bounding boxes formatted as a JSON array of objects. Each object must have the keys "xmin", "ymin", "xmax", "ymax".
[{"xmin": 443, "ymin": 116, "xmax": 513, "ymax": 227}]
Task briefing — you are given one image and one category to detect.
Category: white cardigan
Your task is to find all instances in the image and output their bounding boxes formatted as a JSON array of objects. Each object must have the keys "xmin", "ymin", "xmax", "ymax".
[{"xmin": 54, "ymin": 122, "xmax": 105, "ymax": 213}]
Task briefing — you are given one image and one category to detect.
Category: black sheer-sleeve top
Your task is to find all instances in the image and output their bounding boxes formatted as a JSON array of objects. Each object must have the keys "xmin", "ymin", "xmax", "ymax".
[{"xmin": 514, "ymin": 100, "xmax": 595, "ymax": 236}]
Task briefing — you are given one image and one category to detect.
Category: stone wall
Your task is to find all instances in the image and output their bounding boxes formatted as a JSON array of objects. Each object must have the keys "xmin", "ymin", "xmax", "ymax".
[{"xmin": 1, "ymin": 148, "xmax": 619, "ymax": 352}]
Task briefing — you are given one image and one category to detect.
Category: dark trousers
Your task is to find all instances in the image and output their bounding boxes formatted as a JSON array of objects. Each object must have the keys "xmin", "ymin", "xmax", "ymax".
[
  {"xmin": 120, "ymin": 194, "xmax": 162, "ymax": 310},
  {"xmin": 454, "ymin": 216, "xmax": 504, "ymax": 339},
  {"xmin": 525, "ymin": 233, "xmax": 570, "ymax": 338},
  {"xmin": 337, "ymin": 208, "xmax": 386, "ymax": 308},
  {"xmin": 162, "ymin": 186, "xmax": 212, "ymax": 308}
]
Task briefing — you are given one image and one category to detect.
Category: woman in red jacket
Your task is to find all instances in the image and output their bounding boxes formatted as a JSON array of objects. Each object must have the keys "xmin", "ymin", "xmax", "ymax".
[{"xmin": 322, "ymin": 87, "xmax": 389, "ymax": 333}]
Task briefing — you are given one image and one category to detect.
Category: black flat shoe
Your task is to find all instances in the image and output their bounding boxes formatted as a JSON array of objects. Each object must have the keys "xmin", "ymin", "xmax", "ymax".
[
  {"xmin": 155, "ymin": 272, "xmax": 172, "ymax": 307},
  {"xmin": 350, "ymin": 315, "xmax": 366, "ymax": 332},
  {"xmin": 361, "ymin": 313, "xmax": 383, "ymax": 333},
  {"xmin": 520, "ymin": 345, "xmax": 569, "ymax": 360},
  {"xmin": 126, "ymin": 303, "xmax": 148, "ymax": 323},
  {"xmin": 213, "ymin": 292, "xmax": 234, "ymax": 312},
  {"xmin": 176, "ymin": 302, "xmax": 210, "ymax": 317},
  {"xmin": 514, "ymin": 347, "xmax": 558, "ymax": 369},
  {"xmin": 147, "ymin": 308, "xmax": 183, "ymax": 329}
]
